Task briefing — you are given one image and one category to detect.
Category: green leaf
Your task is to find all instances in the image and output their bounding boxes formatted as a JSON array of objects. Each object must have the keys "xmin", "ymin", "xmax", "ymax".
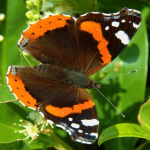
[
  {"xmin": 0, "ymin": 101, "xmax": 73, "ymax": 150},
  {"xmin": 135, "ymin": 141, "xmax": 148, "ymax": 150},
  {"xmin": 0, "ymin": 84, "xmax": 15, "ymax": 102},
  {"xmin": 97, "ymin": 0, "xmax": 145, "ymax": 12},
  {"xmin": 0, "ymin": 102, "xmax": 29, "ymax": 143},
  {"xmin": 66, "ymin": 0, "xmax": 99, "ymax": 14},
  {"xmin": 138, "ymin": 98, "xmax": 150, "ymax": 130},
  {"xmin": 98, "ymin": 123, "xmax": 150, "ymax": 146},
  {"xmin": 0, "ymin": 0, "xmax": 27, "ymax": 84},
  {"xmin": 0, "ymin": 140, "xmax": 30, "ymax": 150},
  {"xmin": 36, "ymin": 0, "xmax": 43, "ymax": 14},
  {"xmin": 29, "ymin": 132, "xmax": 73, "ymax": 150}
]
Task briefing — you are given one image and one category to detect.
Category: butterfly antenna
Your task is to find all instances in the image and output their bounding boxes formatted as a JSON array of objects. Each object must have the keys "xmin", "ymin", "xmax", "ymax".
[
  {"xmin": 19, "ymin": 48, "xmax": 32, "ymax": 67},
  {"xmin": 97, "ymin": 70, "xmax": 137, "ymax": 82},
  {"xmin": 93, "ymin": 85, "xmax": 125, "ymax": 118}
]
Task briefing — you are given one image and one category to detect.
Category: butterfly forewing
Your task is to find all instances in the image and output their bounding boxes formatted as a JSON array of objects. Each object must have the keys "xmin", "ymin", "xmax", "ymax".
[{"xmin": 76, "ymin": 8, "xmax": 141, "ymax": 75}]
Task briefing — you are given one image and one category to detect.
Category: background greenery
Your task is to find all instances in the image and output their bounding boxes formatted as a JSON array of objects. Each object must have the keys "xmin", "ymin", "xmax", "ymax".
[{"xmin": 0, "ymin": 0, "xmax": 150, "ymax": 150}]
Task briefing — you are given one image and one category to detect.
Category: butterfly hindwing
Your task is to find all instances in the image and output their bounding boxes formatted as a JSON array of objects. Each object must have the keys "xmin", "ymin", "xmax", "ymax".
[
  {"xmin": 39, "ymin": 88, "xmax": 99, "ymax": 144},
  {"xmin": 6, "ymin": 65, "xmax": 71, "ymax": 109},
  {"xmin": 6, "ymin": 65, "xmax": 99, "ymax": 144}
]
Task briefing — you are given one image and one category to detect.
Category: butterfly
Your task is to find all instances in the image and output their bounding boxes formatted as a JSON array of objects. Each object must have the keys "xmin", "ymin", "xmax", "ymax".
[{"xmin": 6, "ymin": 7, "xmax": 141, "ymax": 144}]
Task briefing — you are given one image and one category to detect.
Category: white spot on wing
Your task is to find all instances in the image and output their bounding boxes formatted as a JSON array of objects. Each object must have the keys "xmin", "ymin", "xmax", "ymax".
[
  {"xmin": 115, "ymin": 30, "xmax": 130, "ymax": 45},
  {"xmin": 112, "ymin": 21, "xmax": 120, "ymax": 27},
  {"xmin": 80, "ymin": 141, "xmax": 91, "ymax": 144},
  {"xmin": 78, "ymin": 129, "xmax": 83, "ymax": 133},
  {"xmin": 75, "ymin": 139, "xmax": 91, "ymax": 144},
  {"xmin": 92, "ymin": 12, "xmax": 100, "ymax": 15},
  {"xmin": 121, "ymin": 19, "xmax": 125, "ymax": 23},
  {"xmin": 113, "ymin": 11, "xmax": 120, "ymax": 15},
  {"xmin": 66, "ymin": 130, "xmax": 72, "ymax": 135},
  {"xmin": 105, "ymin": 26, "xmax": 109, "ymax": 30},
  {"xmin": 90, "ymin": 133, "xmax": 98, "ymax": 138},
  {"xmin": 71, "ymin": 123, "xmax": 80, "ymax": 129},
  {"xmin": 56, "ymin": 124, "xmax": 65, "ymax": 130},
  {"xmin": 76, "ymin": 139, "xmax": 82, "ymax": 143},
  {"xmin": 102, "ymin": 13, "xmax": 111, "ymax": 16},
  {"xmin": 128, "ymin": 9, "xmax": 133, "ymax": 12},
  {"xmin": 133, "ymin": 9, "xmax": 141, "ymax": 14},
  {"xmin": 81, "ymin": 119, "xmax": 99, "ymax": 126},
  {"xmin": 133, "ymin": 22, "xmax": 140, "ymax": 29},
  {"xmin": 68, "ymin": 117, "xmax": 73, "ymax": 121}
]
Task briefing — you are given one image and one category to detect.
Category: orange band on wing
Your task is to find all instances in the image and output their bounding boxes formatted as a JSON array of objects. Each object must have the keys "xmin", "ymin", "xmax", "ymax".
[
  {"xmin": 19, "ymin": 15, "xmax": 72, "ymax": 43},
  {"xmin": 45, "ymin": 100, "xmax": 95, "ymax": 117},
  {"xmin": 80, "ymin": 21, "xmax": 110, "ymax": 64},
  {"xmin": 100, "ymin": 47, "xmax": 112, "ymax": 64},
  {"xmin": 6, "ymin": 67, "xmax": 39, "ymax": 109},
  {"xmin": 80, "ymin": 21, "xmax": 102, "ymax": 42},
  {"xmin": 98, "ymin": 38, "xmax": 109, "ymax": 51}
]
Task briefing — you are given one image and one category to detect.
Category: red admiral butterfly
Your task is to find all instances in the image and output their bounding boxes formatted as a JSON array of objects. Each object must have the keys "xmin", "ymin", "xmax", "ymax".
[{"xmin": 6, "ymin": 7, "xmax": 141, "ymax": 144}]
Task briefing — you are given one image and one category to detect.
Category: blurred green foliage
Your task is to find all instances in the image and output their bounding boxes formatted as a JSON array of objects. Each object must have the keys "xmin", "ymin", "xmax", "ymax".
[{"xmin": 0, "ymin": 0, "xmax": 150, "ymax": 150}]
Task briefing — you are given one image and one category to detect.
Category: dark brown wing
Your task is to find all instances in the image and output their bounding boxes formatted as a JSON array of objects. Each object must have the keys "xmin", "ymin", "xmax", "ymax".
[
  {"xmin": 75, "ymin": 7, "xmax": 141, "ymax": 75},
  {"xmin": 6, "ymin": 66, "xmax": 99, "ymax": 144},
  {"xmin": 39, "ymin": 88, "xmax": 99, "ymax": 144},
  {"xmin": 18, "ymin": 14, "xmax": 79, "ymax": 69},
  {"xmin": 6, "ymin": 66, "xmax": 71, "ymax": 109},
  {"xmin": 18, "ymin": 8, "xmax": 141, "ymax": 75}
]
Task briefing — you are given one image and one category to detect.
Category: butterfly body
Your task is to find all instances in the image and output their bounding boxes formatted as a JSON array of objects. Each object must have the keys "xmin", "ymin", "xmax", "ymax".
[{"xmin": 34, "ymin": 64, "xmax": 100, "ymax": 89}]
